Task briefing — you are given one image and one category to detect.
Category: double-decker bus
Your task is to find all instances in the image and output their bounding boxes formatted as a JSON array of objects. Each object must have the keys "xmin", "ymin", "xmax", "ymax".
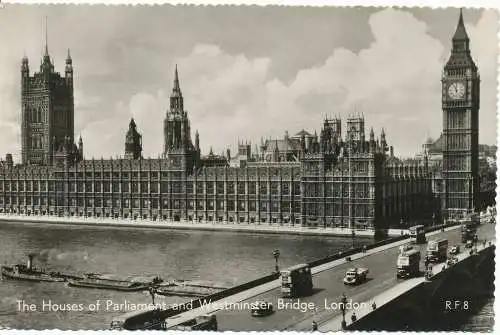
[
  {"xmin": 110, "ymin": 308, "xmax": 168, "ymax": 330},
  {"xmin": 426, "ymin": 239, "xmax": 448, "ymax": 263},
  {"xmin": 409, "ymin": 225, "xmax": 426, "ymax": 244},
  {"xmin": 397, "ymin": 249, "xmax": 421, "ymax": 279},
  {"xmin": 459, "ymin": 214, "xmax": 479, "ymax": 243},
  {"xmin": 280, "ymin": 264, "xmax": 313, "ymax": 298}
]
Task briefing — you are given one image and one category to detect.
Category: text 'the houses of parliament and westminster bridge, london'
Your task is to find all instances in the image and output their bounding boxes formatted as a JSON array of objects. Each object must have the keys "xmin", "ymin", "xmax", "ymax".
[{"xmin": 0, "ymin": 11, "xmax": 492, "ymax": 234}]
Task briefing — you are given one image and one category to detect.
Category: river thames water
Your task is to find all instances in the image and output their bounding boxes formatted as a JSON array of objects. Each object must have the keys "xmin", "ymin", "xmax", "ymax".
[{"xmin": 0, "ymin": 221, "xmax": 493, "ymax": 330}]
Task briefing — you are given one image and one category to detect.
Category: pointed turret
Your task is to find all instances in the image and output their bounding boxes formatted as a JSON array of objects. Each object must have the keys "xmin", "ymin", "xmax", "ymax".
[
  {"xmin": 445, "ymin": 9, "xmax": 476, "ymax": 70},
  {"xmin": 78, "ymin": 135, "xmax": 83, "ymax": 158},
  {"xmin": 170, "ymin": 65, "xmax": 184, "ymax": 112},
  {"xmin": 65, "ymin": 49, "xmax": 73, "ymax": 70},
  {"xmin": 453, "ymin": 9, "xmax": 468, "ymax": 41},
  {"xmin": 173, "ymin": 65, "xmax": 181, "ymax": 93},
  {"xmin": 380, "ymin": 128, "xmax": 388, "ymax": 153},
  {"xmin": 65, "ymin": 48, "xmax": 73, "ymax": 85},
  {"xmin": 40, "ymin": 16, "xmax": 53, "ymax": 75},
  {"xmin": 21, "ymin": 53, "xmax": 29, "ymax": 84},
  {"xmin": 195, "ymin": 129, "xmax": 200, "ymax": 151},
  {"xmin": 125, "ymin": 118, "xmax": 142, "ymax": 160}
]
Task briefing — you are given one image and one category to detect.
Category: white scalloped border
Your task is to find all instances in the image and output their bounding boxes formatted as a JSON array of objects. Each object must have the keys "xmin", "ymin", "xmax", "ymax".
[
  {"xmin": 0, "ymin": 0, "xmax": 497, "ymax": 8},
  {"xmin": 0, "ymin": 1, "xmax": 498, "ymax": 335}
]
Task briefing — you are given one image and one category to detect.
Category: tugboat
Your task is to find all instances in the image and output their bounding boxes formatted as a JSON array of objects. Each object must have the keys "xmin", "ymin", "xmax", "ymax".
[{"xmin": 1, "ymin": 255, "xmax": 66, "ymax": 282}]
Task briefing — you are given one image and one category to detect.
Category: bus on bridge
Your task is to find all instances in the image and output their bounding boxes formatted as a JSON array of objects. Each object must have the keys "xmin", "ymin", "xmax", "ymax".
[
  {"xmin": 426, "ymin": 239, "xmax": 448, "ymax": 263},
  {"xmin": 409, "ymin": 225, "xmax": 426, "ymax": 244},
  {"xmin": 280, "ymin": 264, "xmax": 313, "ymax": 298}
]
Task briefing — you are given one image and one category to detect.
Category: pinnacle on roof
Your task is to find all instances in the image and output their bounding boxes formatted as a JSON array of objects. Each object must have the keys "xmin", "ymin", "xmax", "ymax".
[
  {"xmin": 43, "ymin": 16, "xmax": 50, "ymax": 58},
  {"xmin": 453, "ymin": 8, "xmax": 469, "ymax": 41},
  {"xmin": 274, "ymin": 139, "xmax": 279, "ymax": 152},
  {"xmin": 174, "ymin": 64, "xmax": 179, "ymax": 89},
  {"xmin": 171, "ymin": 64, "xmax": 182, "ymax": 95},
  {"xmin": 129, "ymin": 118, "xmax": 136, "ymax": 128}
]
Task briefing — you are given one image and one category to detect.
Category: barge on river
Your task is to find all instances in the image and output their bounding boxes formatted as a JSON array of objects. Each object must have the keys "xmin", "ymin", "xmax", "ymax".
[{"xmin": 67, "ymin": 275, "xmax": 152, "ymax": 292}]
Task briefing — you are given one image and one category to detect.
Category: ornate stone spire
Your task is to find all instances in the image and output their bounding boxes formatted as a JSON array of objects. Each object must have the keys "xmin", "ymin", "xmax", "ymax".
[
  {"xmin": 170, "ymin": 65, "xmax": 184, "ymax": 112},
  {"xmin": 453, "ymin": 8, "xmax": 468, "ymax": 41}
]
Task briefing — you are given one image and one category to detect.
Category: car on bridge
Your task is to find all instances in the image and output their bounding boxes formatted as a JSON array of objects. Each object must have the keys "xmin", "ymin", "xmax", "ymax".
[
  {"xmin": 449, "ymin": 245, "xmax": 460, "ymax": 255},
  {"xmin": 447, "ymin": 256, "xmax": 459, "ymax": 266},
  {"xmin": 169, "ymin": 315, "xmax": 218, "ymax": 331},
  {"xmin": 343, "ymin": 267, "xmax": 369, "ymax": 285},
  {"xmin": 251, "ymin": 301, "xmax": 274, "ymax": 317}
]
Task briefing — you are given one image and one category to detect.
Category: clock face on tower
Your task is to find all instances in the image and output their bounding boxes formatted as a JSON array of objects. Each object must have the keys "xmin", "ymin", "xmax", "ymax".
[{"xmin": 447, "ymin": 82, "xmax": 466, "ymax": 100}]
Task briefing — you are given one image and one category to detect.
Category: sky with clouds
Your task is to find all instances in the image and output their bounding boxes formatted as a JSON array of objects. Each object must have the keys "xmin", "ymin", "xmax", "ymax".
[{"xmin": 0, "ymin": 5, "xmax": 497, "ymax": 161}]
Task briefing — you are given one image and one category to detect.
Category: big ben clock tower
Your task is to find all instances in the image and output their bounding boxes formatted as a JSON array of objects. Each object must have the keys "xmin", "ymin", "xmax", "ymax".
[{"xmin": 441, "ymin": 9, "xmax": 480, "ymax": 216}]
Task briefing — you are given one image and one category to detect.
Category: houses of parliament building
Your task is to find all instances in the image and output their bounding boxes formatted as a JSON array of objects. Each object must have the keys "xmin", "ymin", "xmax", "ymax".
[{"xmin": 0, "ymin": 12, "xmax": 481, "ymax": 232}]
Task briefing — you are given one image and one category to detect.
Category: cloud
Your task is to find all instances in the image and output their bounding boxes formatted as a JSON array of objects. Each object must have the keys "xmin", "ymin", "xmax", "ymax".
[
  {"xmin": 148, "ymin": 8, "xmax": 447, "ymax": 157},
  {"xmin": 466, "ymin": 10, "xmax": 498, "ymax": 145},
  {"xmin": 168, "ymin": 8, "xmax": 493, "ymax": 157},
  {"xmin": 0, "ymin": 8, "xmax": 496, "ymax": 162}
]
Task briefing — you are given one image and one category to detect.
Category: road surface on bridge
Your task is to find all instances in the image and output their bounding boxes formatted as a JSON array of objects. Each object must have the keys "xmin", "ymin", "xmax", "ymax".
[
  {"xmin": 320, "ymin": 237, "xmax": 495, "ymax": 331},
  {"xmin": 210, "ymin": 224, "xmax": 494, "ymax": 331}
]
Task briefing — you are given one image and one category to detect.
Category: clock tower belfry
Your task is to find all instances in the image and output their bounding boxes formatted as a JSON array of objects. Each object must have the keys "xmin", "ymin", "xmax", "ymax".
[{"xmin": 441, "ymin": 9, "xmax": 480, "ymax": 216}]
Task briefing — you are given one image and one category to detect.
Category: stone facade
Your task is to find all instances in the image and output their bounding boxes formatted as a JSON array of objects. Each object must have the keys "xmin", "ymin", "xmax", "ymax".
[
  {"xmin": 21, "ymin": 46, "xmax": 75, "ymax": 166},
  {"xmin": 0, "ymin": 65, "xmax": 434, "ymax": 232},
  {"xmin": 0, "ymin": 11, "xmax": 480, "ymax": 231},
  {"xmin": 441, "ymin": 10, "xmax": 480, "ymax": 216}
]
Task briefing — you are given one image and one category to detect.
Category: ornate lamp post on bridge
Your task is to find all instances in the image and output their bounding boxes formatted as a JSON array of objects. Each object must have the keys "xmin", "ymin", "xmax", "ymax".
[
  {"xmin": 273, "ymin": 249, "xmax": 280, "ymax": 273},
  {"xmin": 340, "ymin": 292, "xmax": 348, "ymax": 329},
  {"xmin": 148, "ymin": 286, "xmax": 157, "ymax": 305}
]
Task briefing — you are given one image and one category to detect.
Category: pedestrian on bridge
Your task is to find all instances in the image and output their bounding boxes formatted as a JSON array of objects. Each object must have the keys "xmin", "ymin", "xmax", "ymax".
[
  {"xmin": 351, "ymin": 312, "xmax": 357, "ymax": 323},
  {"xmin": 371, "ymin": 302, "xmax": 377, "ymax": 310},
  {"xmin": 312, "ymin": 320, "xmax": 318, "ymax": 331}
]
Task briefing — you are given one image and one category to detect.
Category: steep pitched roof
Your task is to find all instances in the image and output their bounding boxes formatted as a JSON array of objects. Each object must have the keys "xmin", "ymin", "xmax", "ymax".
[
  {"xmin": 453, "ymin": 9, "xmax": 469, "ymax": 41},
  {"xmin": 265, "ymin": 138, "xmax": 302, "ymax": 152},
  {"xmin": 428, "ymin": 134, "xmax": 444, "ymax": 154},
  {"xmin": 293, "ymin": 129, "xmax": 313, "ymax": 138}
]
